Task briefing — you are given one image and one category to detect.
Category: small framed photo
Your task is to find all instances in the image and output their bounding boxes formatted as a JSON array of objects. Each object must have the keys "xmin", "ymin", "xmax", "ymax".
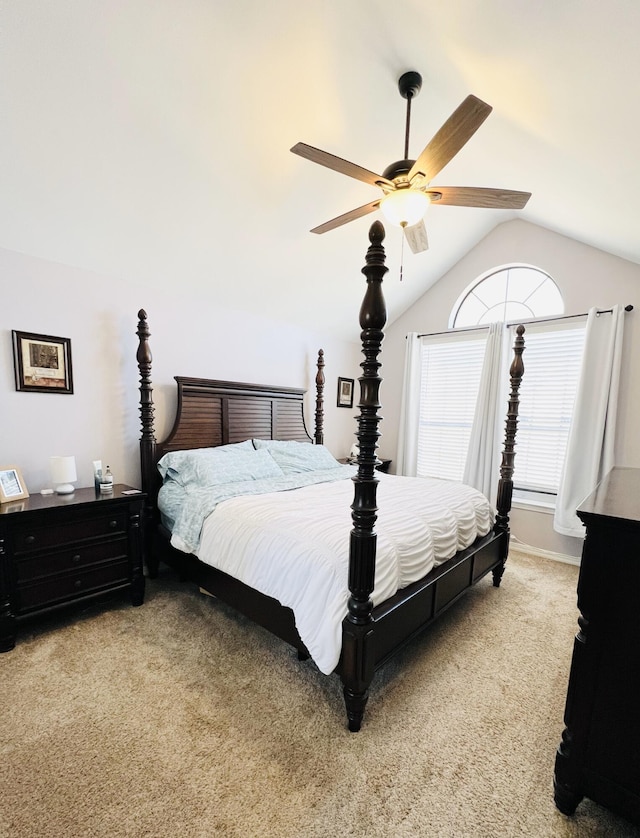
[
  {"xmin": 337, "ymin": 377, "xmax": 355, "ymax": 409},
  {"xmin": 12, "ymin": 330, "xmax": 73, "ymax": 394},
  {"xmin": 0, "ymin": 466, "xmax": 30, "ymax": 504}
]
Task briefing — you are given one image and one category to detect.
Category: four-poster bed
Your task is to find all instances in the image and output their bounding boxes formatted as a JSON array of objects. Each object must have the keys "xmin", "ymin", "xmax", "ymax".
[{"xmin": 135, "ymin": 221, "xmax": 525, "ymax": 731}]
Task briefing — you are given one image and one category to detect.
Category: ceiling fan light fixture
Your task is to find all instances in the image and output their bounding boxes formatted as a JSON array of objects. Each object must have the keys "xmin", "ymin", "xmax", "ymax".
[{"xmin": 380, "ymin": 188, "xmax": 430, "ymax": 228}]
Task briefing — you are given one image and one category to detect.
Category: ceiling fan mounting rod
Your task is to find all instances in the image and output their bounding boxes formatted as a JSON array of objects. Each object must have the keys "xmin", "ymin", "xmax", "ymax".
[
  {"xmin": 398, "ymin": 71, "xmax": 422, "ymax": 160},
  {"xmin": 404, "ymin": 96, "xmax": 412, "ymax": 160}
]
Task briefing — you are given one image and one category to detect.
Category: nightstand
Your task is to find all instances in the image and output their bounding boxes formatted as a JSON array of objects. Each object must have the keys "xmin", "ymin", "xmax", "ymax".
[
  {"xmin": 338, "ymin": 458, "xmax": 392, "ymax": 473},
  {"xmin": 0, "ymin": 485, "xmax": 145, "ymax": 651}
]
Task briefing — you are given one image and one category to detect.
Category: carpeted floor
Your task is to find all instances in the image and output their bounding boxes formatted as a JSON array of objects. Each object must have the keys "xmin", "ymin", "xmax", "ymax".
[{"xmin": 1, "ymin": 549, "xmax": 638, "ymax": 837}]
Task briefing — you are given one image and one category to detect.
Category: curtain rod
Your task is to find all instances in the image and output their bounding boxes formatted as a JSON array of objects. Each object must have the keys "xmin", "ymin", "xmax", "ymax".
[
  {"xmin": 417, "ymin": 304, "xmax": 633, "ymax": 339},
  {"xmin": 505, "ymin": 304, "xmax": 633, "ymax": 328},
  {"xmin": 417, "ymin": 323, "xmax": 488, "ymax": 339}
]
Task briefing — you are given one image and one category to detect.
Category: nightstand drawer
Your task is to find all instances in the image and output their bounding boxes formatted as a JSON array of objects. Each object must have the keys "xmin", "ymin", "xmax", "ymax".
[
  {"xmin": 11, "ymin": 511, "xmax": 127, "ymax": 555},
  {"xmin": 17, "ymin": 560, "xmax": 131, "ymax": 612},
  {"xmin": 14, "ymin": 537, "xmax": 128, "ymax": 583}
]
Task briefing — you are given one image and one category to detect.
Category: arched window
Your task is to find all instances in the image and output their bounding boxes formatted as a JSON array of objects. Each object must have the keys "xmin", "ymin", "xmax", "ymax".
[
  {"xmin": 450, "ymin": 264, "xmax": 564, "ymax": 328},
  {"xmin": 413, "ymin": 264, "xmax": 585, "ymax": 508}
]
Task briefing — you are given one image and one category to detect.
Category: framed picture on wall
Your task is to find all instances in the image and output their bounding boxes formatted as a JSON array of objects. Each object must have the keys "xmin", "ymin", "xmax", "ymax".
[
  {"xmin": 12, "ymin": 330, "xmax": 73, "ymax": 394},
  {"xmin": 0, "ymin": 466, "xmax": 29, "ymax": 504},
  {"xmin": 337, "ymin": 377, "xmax": 354, "ymax": 409}
]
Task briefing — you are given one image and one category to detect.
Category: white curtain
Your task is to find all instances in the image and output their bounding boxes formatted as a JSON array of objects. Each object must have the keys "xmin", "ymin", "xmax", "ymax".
[
  {"xmin": 395, "ymin": 332, "xmax": 422, "ymax": 476},
  {"xmin": 554, "ymin": 305, "xmax": 625, "ymax": 537},
  {"xmin": 462, "ymin": 321, "xmax": 505, "ymax": 500}
]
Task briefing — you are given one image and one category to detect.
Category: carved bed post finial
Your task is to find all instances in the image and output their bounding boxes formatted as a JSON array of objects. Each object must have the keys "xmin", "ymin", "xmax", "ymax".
[
  {"xmin": 341, "ymin": 220, "xmax": 388, "ymax": 732},
  {"xmin": 136, "ymin": 309, "xmax": 155, "ymax": 444},
  {"xmin": 315, "ymin": 349, "xmax": 325, "ymax": 445},
  {"xmin": 136, "ymin": 309, "xmax": 158, "ymax": 575},
  {"xmin": 493, "ymin": 324, "xmax": 525, "ymax": 587}
]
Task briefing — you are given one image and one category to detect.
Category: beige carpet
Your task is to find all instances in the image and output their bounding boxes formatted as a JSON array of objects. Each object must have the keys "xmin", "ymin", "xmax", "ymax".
[{"xmin": 1, "ymin": 549, "xmax": 638, "ymax": 838}]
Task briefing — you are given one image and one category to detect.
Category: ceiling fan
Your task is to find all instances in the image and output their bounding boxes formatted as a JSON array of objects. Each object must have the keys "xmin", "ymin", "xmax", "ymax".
[{"xmin": 291, "ymin": 71, "xmax": 531, "ymax": 254}]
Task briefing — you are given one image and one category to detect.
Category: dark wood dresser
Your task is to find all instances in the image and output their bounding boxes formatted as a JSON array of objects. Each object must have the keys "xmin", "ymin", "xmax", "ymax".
[
  {"xmin": 554, "ymin": 467, "xmax": 640, "ymax": 827},
  {"xmin": 0, "ymin": 485, "xmax": 145, "ymax": 651}
]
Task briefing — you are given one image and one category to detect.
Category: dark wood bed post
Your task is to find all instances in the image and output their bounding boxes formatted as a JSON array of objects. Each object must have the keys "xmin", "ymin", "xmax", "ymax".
[
  {"xmin": 341, "ymin": 221, "xmax": 388, "ymax": 732},
  {"xmin": 315, "ymin": 349, "xmax": 325, "ymax": 445},
  {"xmin": 136, "ymin": 309, "xmax": 159, "ymax": 576},
  {"xmin": 493, "ymin": 324, "xmax": 525, "ymax": 587}
]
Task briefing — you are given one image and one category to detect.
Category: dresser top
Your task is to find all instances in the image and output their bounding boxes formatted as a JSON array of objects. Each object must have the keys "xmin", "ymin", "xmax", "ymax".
[
  {"xmin": 0, "ymin": 484, "xmax": 143, "ymax": 516},
  {"xmin": 578, "ymin": 467, "xmax": 640, "ymax": 526}
]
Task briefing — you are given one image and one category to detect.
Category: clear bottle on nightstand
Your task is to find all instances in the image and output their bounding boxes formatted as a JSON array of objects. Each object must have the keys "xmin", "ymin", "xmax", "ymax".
[{"xmin": 100, "ymin": 466, "xmax": 114, "ymax": 493}]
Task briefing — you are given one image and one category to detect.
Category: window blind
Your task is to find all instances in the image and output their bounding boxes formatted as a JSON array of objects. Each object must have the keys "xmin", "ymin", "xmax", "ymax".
[
  {"xmin": 512, "ymin": 322, "xmax": 586, "ymax": 494},
  {"xmin": 416, "ymin": 334, "xmax": 487, "ymax": 482}
]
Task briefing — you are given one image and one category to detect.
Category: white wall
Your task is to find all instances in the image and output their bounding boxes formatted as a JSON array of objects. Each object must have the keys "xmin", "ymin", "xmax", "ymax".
[
  {"xmin": 2, "ymin": 247, "xmax": 362, "ymax": 494},
  {"xmin": 381, "ymin": 219, "xmax": 640, "ymax": 558},
  {"xmin": 6, "ymin": 218, "xmax": 639, "ymax": 559}
]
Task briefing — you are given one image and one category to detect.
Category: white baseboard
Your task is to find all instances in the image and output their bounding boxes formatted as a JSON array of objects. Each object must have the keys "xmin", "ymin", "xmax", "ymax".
[{"xmin": 509, "ymin": 539, "xmax": 581, "ymax": 567}]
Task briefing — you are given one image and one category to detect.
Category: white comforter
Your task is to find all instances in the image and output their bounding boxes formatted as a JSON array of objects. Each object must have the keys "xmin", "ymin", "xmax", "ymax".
[{"xmin": 195, "ymin": 473, "xmax": 494, "ymax": 674}]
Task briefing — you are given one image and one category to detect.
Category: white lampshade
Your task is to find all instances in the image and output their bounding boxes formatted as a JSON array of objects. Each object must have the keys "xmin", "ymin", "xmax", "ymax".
[
  {"xmin": 380, "ymin": 188, "xmax": 430, "ymax": 227},
  {"xmin": 50, "ymin": 456, "xmax": 77, "ymax": 494}
]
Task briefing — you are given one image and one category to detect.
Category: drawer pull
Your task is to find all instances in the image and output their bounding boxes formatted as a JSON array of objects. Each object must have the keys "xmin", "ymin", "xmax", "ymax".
[
  {"xmin": 25, "ymin": 535, "xmax": 36, "ymax": 545},
  {"xmin": 74, "ymin": 579, "xmax": 82, "ymax": 589},
  {"xmin": 72, "ymin": 554, "xmax": 81, "ymax": 564},
  {"xmin": 109, "ymin": 520, "xmax": 118, "ymax": 529}
]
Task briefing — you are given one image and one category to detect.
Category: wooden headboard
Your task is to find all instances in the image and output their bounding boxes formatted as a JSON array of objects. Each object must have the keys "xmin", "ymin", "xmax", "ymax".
[
  {"xmin": 161, "ymin": 376, "xmax": 313, "ymax": 455},
  {"xmin": 135, "ymin": 309, "xmax": 325, "ymax": 512}
]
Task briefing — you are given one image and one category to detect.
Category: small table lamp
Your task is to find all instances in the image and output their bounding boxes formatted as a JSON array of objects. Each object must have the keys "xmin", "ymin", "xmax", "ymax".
[{"xmin": 50, "ymin": 456, "xmax": 77, "ymax": 494}]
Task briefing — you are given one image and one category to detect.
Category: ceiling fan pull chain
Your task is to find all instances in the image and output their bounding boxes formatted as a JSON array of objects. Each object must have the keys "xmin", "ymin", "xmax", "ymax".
[{"xmin": 399, "ymin": 231, "xmax": 405, "ymax": 282}]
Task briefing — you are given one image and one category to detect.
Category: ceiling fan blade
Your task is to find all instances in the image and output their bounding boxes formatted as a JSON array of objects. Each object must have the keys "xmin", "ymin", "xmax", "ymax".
[
  {"xmin": 310, "ymin": 199, "xmax": 381, "ymax": 234},
  {"xmin": 291, "ymin": 142, "xmax": 395, "ymax": 189},
  {"xmin": 404, "ymin": 220, "xmax": 429, "ymax": 254},
  {"xmin": 427, "ymin": 186, "xmax": 531, "ymax": 209},
  {"xmin": 407, "ymin": 95, "xmax": 493, "ymax": 185}
]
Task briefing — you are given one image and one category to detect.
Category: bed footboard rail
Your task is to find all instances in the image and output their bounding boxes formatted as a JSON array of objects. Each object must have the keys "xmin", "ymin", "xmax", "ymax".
[
  {"xmin": 341, "ymin": 221, "xmax": 388, "ymax": 733},
  {"xmin": 493, "ymin": 324, "xmax": 525, "ymax": 586}
]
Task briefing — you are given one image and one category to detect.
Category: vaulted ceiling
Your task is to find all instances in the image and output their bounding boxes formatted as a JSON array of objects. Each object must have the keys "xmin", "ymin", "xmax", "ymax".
[{"xmin": 3, "ymin": 1, "xmax": 639, "ymax": 340}]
